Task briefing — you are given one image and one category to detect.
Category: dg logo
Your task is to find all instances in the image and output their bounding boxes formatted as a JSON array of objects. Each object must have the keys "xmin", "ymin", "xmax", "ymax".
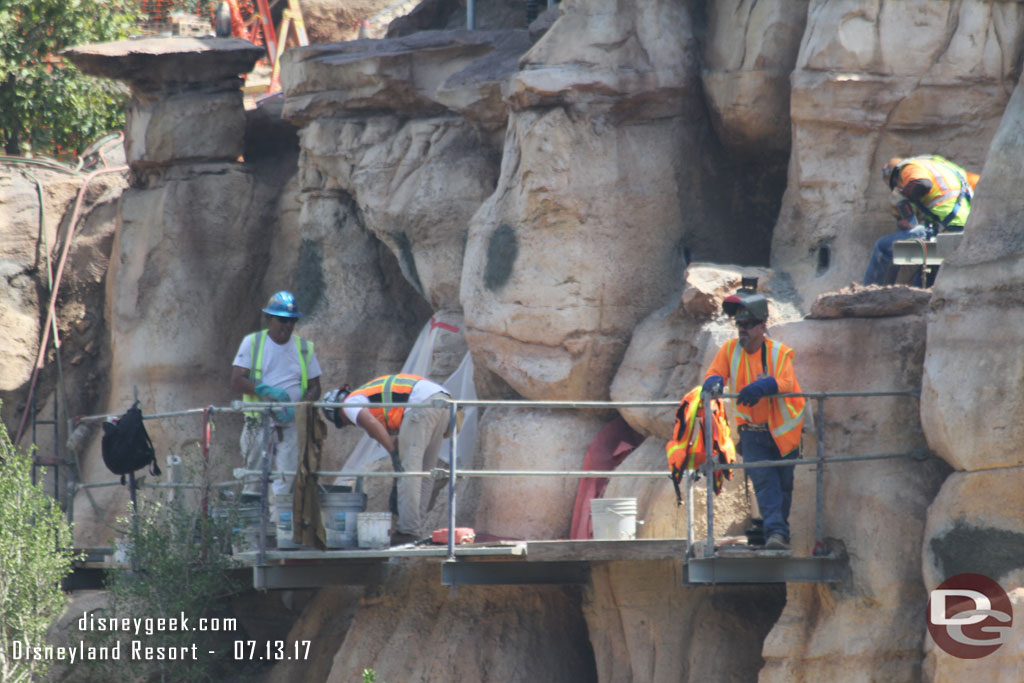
[{"xmin": 927, "ymin": 573, "xmax": 1013, "ymax": 659}]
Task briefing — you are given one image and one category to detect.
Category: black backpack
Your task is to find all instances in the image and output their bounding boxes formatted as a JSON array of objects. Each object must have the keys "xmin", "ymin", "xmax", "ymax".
[{"xmin": 101, "ymin": 402, "xmax": 161, "ymax": 484}]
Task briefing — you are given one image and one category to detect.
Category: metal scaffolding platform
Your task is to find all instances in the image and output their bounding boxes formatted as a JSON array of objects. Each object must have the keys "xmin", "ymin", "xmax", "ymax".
[
  {"xmin": 685, "ymin": 547, "xmax": 849, "ymax": 585},
  {"xmin": 225, "ymin": 538, "xmax": 849, "ymax": 589},
  {"xmin": 233, "ymin": 539, "xmax": 688, "ymax": 589}
]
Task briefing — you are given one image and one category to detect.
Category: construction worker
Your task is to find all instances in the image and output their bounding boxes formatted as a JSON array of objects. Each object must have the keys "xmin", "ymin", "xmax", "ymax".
[
  {"xmin": 230, "ymin": 291, "xmax": 321, "ymax": 497},
  {"xmin": 864, "ymin": 155, "xmax": 978, "ymax": 285},
  {"xmin": 323, "ymin": 374, "xmax": 450, "ymax": 544},
  {"xmin": 702, "ymin": 289, "xmax": 805, "ymax": 550}
]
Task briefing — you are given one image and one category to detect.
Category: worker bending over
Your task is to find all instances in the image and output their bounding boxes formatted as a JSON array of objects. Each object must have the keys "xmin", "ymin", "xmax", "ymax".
[
  {"xmin": 864, "ymin": 155, "xmax": 977, "ymax": 286},
  {"xmin": 323, "ymin": 374, "xmax": 450, "ymax": 544},
  {"xmin": 702, "ymin": 290, "xmax": 805, "ymax": 550},
  {"xmin": 230, "ymin": 291, "xmax": 322, "ymax": 497}
]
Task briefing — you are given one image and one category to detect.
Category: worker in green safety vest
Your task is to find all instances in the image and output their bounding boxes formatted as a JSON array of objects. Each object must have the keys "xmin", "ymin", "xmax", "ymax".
[{"xmin": 230, "ymin": 291, "xmax": 321, "ymax": 497}]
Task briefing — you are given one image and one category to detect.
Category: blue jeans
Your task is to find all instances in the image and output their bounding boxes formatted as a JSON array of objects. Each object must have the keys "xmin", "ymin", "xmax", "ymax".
[
  {"xmin": 741, "ymin": 429, "xmax": 795, "ymax": 541},
  {"xmin": 863, "ymin": 225, "xmax": 930, "ymax": 286}
]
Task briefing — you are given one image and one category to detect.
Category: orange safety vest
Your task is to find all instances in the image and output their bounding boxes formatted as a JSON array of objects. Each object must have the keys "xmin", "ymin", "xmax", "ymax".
[
  {"xmin": 348, "ymin": 373, "xmax": 423, "ymax": 431},
  {"xmin": 895, "ymin": 156, "xmax": 973, "ymax": 228},
  {"xmin": 665, "ymin": 386, "xmax": 736, "ymax": 496},
  {"xmin": 723, "ymin": 338, "xmax": 805, "ymax": 457}
]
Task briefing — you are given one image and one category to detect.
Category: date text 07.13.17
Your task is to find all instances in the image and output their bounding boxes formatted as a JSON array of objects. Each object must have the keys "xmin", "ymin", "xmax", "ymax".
[{"xmin": 233, "ymin": 640, "xmax": 311, "ymax": 661}]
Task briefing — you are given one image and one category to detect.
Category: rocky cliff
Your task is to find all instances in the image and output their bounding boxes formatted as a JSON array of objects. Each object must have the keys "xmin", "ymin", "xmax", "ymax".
[{"xmin": 4, "ymin": 0, "xmax": 1023, "ymax": 680}]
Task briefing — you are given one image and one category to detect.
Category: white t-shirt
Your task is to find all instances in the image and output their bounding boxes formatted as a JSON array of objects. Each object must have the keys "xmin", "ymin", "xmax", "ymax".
[
  {"xmin": 342, "ymin": 377, "xmax": 448, "ymax": 426},
  {"xmin": 234, "ymin": 332, "xmax": 322, "ymax": 402}
]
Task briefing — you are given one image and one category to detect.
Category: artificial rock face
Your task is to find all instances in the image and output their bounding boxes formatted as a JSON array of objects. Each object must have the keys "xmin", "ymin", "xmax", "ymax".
[
  {"xmin": 463, "ymin": 0, "xmax": 708, "ymax": 402},
  {"xmin": 283, "ymin": 31, "xmax": 525, "ymax": 311},
  {"xmin": 770, "ymin": 1, "xmax": 1024, "ymax": 304},
  {"xmin": 64, "ymin": 38, "xmax": 263, "ymax": 171},
  {"xmin": 701, "ymin": 0, "xmax": 809, "ymax": 151},
  {"xmin": 921, "ymin": 71, "xmax": 1024, "ymax": 472}
]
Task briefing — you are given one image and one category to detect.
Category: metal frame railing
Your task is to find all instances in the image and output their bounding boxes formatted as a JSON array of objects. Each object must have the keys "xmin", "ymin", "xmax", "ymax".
[{"xmin": 68, "ymin": 389, "xmax": 928, "ymax": 568}]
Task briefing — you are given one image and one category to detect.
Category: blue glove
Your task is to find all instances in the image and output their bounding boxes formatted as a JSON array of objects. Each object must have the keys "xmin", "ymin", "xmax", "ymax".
[
  {"xmin": 702, "ymin": 375, "xmax": 724, "ymax": 395},
  {"xmin": 254, "ymin": 384, "xmax": 290, "ymax": 402},
  {"xmin": 253, "ymin": 384, "xmax": 294, "ymax": 422},
  {"xmin": 737, "ymin": 377, "xmax": 778, "ymax": 406}
]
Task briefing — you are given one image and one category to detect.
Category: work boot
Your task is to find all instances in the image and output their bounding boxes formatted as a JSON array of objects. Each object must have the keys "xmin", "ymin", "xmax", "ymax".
[{"xmin": 765, "ymin": 533, "xmax": 790, "ymax": 550}]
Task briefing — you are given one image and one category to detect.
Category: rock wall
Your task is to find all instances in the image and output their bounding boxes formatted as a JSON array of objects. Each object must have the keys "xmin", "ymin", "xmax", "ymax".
[
  {"xmin": 773, "ymin": 1, "xmax": 1024, "ymax": 305},
  {"xmin": 2, "ymin": 0, "xmax": 1022, "ymax": 681}
]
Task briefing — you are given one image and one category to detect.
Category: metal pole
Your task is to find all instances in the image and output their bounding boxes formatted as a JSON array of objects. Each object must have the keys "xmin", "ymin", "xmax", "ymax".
[
  {"xmin": 257, "ymin": 409, "xmax": 273, "ymax": 567},
  {"xmin": 685, "ymin": 473, "xmax": 693, "ymax": 552},
  {"xmin": 703, "ymin": 394, "xmax": 715, "ymax": 558},
  {"xmin": 446, "ymin": 402, "xmax": 458, "ymax": 562},
  {"xmin": 815, "ymin": 397, "xmax": 826, "ymax": 548},
  {"xmin": 467, "ymin": 0, "xmax": 474, "ymax": 30}
]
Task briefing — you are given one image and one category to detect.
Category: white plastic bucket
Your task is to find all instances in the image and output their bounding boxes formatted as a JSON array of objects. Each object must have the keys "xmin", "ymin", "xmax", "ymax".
[
  {"xmin": 590, "ymin": 497, "xmax": 638, "ymax": 540},
  {"xmin": 274, "ymin": 494, "xmax": 302, "ymax": 549},
  {"xmin": 320, "ymin": 489, "xmax": 367, "ymax": 549},
  {"xmin": 357, "ymin": 512, "xmax": 393, "ymax": 549}
]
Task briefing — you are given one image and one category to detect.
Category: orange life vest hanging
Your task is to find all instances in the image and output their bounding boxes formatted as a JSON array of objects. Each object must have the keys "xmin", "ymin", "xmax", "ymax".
[{"xmin": 665, "ymin": 386, "xmax": 736, "ymax": 500}]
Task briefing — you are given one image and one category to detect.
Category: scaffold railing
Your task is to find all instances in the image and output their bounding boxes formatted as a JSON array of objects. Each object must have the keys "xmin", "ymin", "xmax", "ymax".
[{"xmin": 63, "ymin": 389, "xmax": 927, "ymax": 569}]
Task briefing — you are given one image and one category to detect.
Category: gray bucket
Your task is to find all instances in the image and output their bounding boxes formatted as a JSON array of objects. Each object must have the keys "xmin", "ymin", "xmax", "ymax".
[
  {"xmin": 218, "ymin": 503, "xmax": 273, "ymax": 554},
  {"xmin": 320, "ymin": 488, "xmax": 367, "ymax": 549},
  {"xmin": 274, "ymin": 494, "xmax": 303, "ymax": 550}
]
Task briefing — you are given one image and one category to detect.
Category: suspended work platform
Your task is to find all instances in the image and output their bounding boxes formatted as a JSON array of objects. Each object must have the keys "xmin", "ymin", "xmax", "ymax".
[
  {"xmin": 228, "ymin": 538, "xmax": 848, "ymax": 589},
  {"xmin": 684, "ymin": 544, "xmax": 849, "ymax": 585}
]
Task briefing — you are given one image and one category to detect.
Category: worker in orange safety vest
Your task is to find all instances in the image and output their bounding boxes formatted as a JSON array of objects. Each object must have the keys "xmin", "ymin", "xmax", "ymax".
[
  {"xmin": 866, "ymin": 155, "xmax": 978, "ymax": 285},
  {"xmin": 702, "ymin": 288, "xmax": 805, "ymax": 550},
  {"xmin": 322, "ymin": 374, "xmax": 451, "ymax": 545}
]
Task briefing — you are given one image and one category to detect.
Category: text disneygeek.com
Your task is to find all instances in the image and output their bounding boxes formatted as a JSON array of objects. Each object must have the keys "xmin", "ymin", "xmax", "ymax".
[{"xmin": 9, "ymin": 612, "xmax": 239, "ymax": 663}]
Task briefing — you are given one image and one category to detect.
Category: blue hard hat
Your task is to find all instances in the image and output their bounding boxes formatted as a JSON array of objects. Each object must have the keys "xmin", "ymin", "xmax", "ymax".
[{"xmin": 262, "ymin": 291, "xmax": 301, "ymax": 318}]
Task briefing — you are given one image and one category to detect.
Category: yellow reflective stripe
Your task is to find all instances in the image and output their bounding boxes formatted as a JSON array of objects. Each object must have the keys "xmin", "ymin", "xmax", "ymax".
[
  {"xmin": 381, "ymin": 374, "xmax": 396, "ymax": 426},
  {"xmin": 771, "ymin": 397, "xmax": 804, "ymax": 437},
  {"xmin": 295, "ymin": 336, "xmax": 310, "ymax": 396},
  {"xmin": 251, "ymin": 330, "xmax": 267, "ymax": 382},
  {"xmin": 243, "ymin": 332, "xmax": 310, "ymax": 417},
  {"xmin": 684, "ymin": 388, "xmax": 703, "ymax": 469},
  {"xmin": 904, "ymin": 157, "xmax": 963, "ymax": 208},
  {"xmin": 243, "ymin": 330, "xmax": 269, "ymax": 417}
]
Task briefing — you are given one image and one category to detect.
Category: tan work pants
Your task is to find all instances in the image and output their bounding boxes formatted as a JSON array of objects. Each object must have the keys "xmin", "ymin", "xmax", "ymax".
[{"xmin": 395, "ymin": 393, "xmax": 449, "ymax": 536}]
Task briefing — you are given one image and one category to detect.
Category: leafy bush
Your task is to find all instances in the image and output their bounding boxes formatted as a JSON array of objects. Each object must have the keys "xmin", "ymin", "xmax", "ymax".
[
  {"xmin": 79, "ymin": 478, "xmax": 247, "ymax": 682},
  {"xmin": 0, "ymin": 0, "xmax": 139, "ymax": 157},
  {"xmin": 0, "ymin": 404, "xmax": 76, "ymax": 682}
]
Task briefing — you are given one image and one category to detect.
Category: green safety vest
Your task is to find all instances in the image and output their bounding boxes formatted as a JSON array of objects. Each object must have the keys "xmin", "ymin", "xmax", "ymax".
[{"xmin": 242, "ymin": 330, "xmax": 313, "ymax": 418}]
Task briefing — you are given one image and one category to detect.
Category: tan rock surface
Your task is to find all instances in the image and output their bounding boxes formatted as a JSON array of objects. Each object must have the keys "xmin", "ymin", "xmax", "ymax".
[
  {"xmin": 299, "ymin": 115, "xmax": 499, "ymax": 311},
  {"xmin": 0, "ymin": 168, "xmax": 83, "ymax": 395},
  {"xmin": 771, "ymin": 1, "xmax": 1023, "ymax": 304},
  {"xmin": 470, "ymin": 407, "xmax": 608, "ymax": 539},
  {"xmin": 281, "ymin": 30, "xmax": 514, "ymax": 123},
  {"xmin": 759, "ymin": 315, "xmax": 950, "ymax": 681},
  {"xmin": 325, "ymin": 567, "xmax": 596, "ymax": 682},
  {"xmin": 809, "ymin": 284, "xmax": 932, "ymax": 319},
  {"xmin": 921, "ymin": 70, "xmax": 1024, "ymax": 471},
  {"xmin": 921, "ymin": 469, "xmax": 1024, "ymax": 682},
  {"xmin": 702, "ymin": 0, "xmax": 808, "ymax": 151}
]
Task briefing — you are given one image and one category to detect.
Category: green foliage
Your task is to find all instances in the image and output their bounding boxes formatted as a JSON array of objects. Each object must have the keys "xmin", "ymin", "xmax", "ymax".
[
  {"xmin": 0, "ymin": 403, "xmax": 76, "ymax": 683},
  {"xmin": 362, "ymin": 669, "xmax": 378, "ymax": 683},
  {"xmin": 0, "ymin": 0, "xmax": 140, "ymax": 156},
  {"xmin": 79, "ymin": 481, "xmax": 246, "ymax": 683}
]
